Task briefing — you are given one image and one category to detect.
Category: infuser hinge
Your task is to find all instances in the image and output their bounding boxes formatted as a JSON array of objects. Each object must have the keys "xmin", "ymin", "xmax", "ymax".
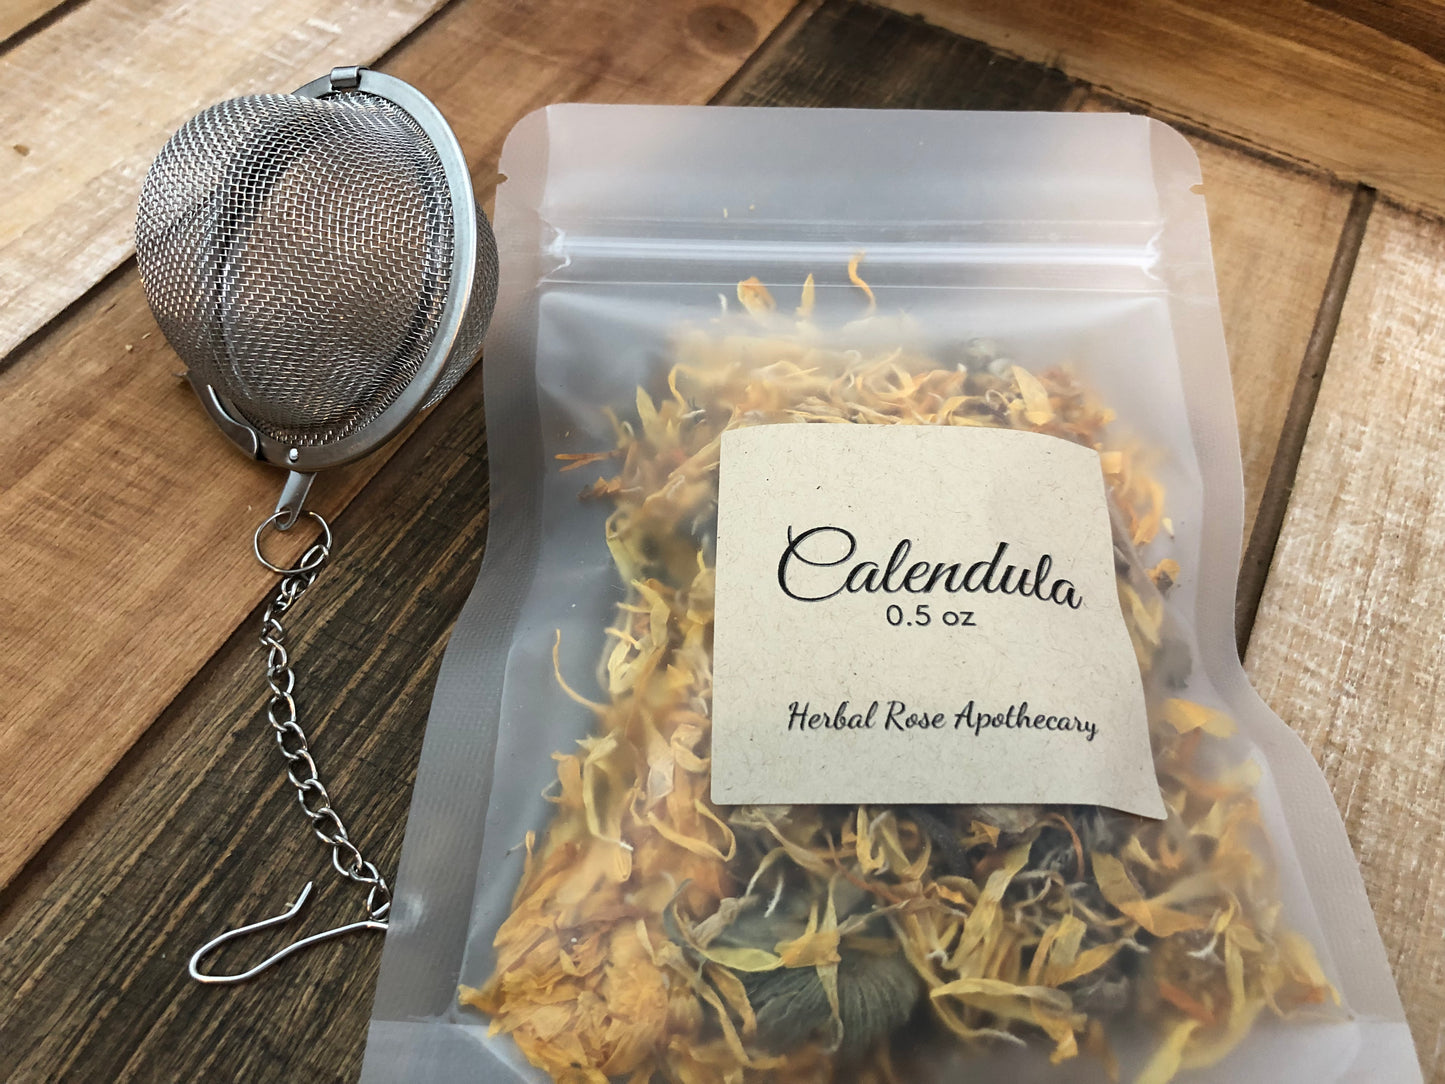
[{"xmin": 329, "ymin": 66, "xmax": 363, "ymax": 91}]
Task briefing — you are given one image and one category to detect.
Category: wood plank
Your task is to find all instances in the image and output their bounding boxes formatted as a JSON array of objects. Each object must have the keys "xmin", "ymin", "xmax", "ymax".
[
  {"xmin": 0, "ymin": 272, "xmax": 398, "ymax": 884},
  {"xmin": 1244, "ymin": 203, "xmax": 1445, "ymax": 1083},
  {"xmin": 879, "ymin": 0, "xmax": 1445, "ymax": 217},
  {"xmin": 0, "ymin": 360, "xmax": 491, "ymax": 1084},
  {"xmin": 717, "ymin": 0, "xmax": 1080, "ymax": 108},
  {"xmin": 0, "ymin": 0, "xmax": 68, "ymax": 47},
  {"xmin": 0, "ymin": 0, "xmax": 448, "ymax": 361},
  {"xmin": 0, "ymin": 0, "xmax": 799, "ymax": 891}
]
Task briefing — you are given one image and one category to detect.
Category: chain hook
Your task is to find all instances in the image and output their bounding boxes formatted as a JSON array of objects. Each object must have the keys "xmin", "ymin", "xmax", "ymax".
[
  {"xmin": 189, "ymin": 881, "xmax": 387, "ymax": 985},
  {"xmin": 190, "ymin": 500, "xmax": 391, "ymax": 985}
]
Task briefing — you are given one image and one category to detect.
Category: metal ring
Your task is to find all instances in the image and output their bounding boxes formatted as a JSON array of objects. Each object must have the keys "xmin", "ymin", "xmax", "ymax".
[{"xmin": 253, "ymin": 511, "xmax": 332, "ymax": 575}]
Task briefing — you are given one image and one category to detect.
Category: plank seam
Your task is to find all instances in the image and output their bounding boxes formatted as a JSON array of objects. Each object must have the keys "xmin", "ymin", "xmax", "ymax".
[
  {"xmin": 369, "ymin": 0, "xmax": 467, "ymax": 68},
  {"xmin": 0, "ymin": 0, "xmax": 84, "ymax": 57},
  {"xmin": 1235, "ymin": 184, "xmax": 1376, "ymax": 654},
  {"xmin": 0, "ymin": 258, "xmax": 133, "ymax": 380},
  {"xmin": 1085, "ymin": 91, "xmax": 1345, "ymax": 185},
  {"xmin": 711, "ymin": 0, "xmax": 826, "ymax": 104},
  {"xmin": 0, "ymin": 363, "xmax": 483, "ymax": 917}
]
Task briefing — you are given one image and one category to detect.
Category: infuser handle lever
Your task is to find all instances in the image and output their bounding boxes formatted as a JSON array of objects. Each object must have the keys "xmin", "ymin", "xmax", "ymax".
[{"xmin": 273, "ymin": 470, "xmax": 316, "ymax": 530}]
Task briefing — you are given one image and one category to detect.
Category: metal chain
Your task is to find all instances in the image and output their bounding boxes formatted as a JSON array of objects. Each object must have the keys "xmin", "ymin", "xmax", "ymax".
[{"xmin": 258, "ymin": 526, "xmax": 391, "ymax": 924}]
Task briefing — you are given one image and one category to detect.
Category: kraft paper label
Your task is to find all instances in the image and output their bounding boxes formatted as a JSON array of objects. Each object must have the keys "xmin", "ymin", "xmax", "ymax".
[{"xmin": 710, "ymin": 424, "xmax": 1166, "ymax": 819}]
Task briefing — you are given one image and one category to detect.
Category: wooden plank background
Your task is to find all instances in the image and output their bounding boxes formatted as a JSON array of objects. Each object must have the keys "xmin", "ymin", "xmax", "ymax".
[
  {"xmin": 883, "ymin": 0, "xmax": 1445, "ymax": 215},
  {"xmin": 0, "ymin": 0, "xmax": 1440, "ymax": 1081}
]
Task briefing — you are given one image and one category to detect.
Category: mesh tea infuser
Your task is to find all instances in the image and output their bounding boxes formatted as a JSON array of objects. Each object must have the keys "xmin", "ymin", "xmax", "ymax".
[{"xmin": 135, "ymin": 66, "xmax": 498, "ymax": 982}]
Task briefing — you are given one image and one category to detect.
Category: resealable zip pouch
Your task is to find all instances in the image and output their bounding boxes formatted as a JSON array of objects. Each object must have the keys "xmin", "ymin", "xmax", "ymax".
[{"xmin": 359, "ymin": 106, "xmax": 1421, "ymax": 1084}]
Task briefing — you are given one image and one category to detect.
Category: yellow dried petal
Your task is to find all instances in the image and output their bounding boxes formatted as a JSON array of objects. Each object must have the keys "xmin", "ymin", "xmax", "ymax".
[
  {"xmin": 950, "ymin": 844, "xmax": 1031, "ymax": 975},
  {"xmin": 1092, "ymin": 852, "xmax": 1208, "ymax": 937},
  {"xmin": 930, "ymin": 975, "xmax": 1072, "ymax": 1007},
  {"xmin": 635, "ymin": 386, "xmax": 664, "ymax": 442},
  {"xmin": 1011, "ymin": 365, "xmax": 1054, "ymax": 426},
  {"xmin": 970, "ymin": 820, "xmax": 1001, "ymax": 847},
  {"xmin": 1149, "ymin": 557, "xmax": 1181, "ymax": 591},
  {"xmin": 552, "ymin": 631, "xmax": 607, "ymax": 714},
  {"xmin": 1160, "ymin": 699, "xmax": 1237, "ymax": 739},
  {"xmin": 796, "ymin": 273, "xmax": 816, "ymax": 318},
  {"xmin": 1052, "ymin": 940, "xmax": 1126, "ymax": 985},
  {"xmin": 855, "ymin": 807, "xmax": 886, "ymax": 874},
  {"xmin": 705, "ymin": 962, "xmax": 759, "ymax": 1036},
  {"xmin": 1136, "ymin": 1018, "xmax": 1200, "ymax": 1084},
  {"xmin": 737, "ymin": 276, "xmax": 776, "ymax": 316},
  {"xmin": 1279, "ymin": 930, "xmax": 1339, "ymax": 1005},
  {"xmin": 697, "ymin": 944, "xmax": 784, "ymax": 972},
  {"xmin": 643, "ymin": 799, "xmax": 735, "ymax": 862},
  {"xmin": 847, "ymin": 253, "xmax": 876, "ymax": 312},
  {"xmin": 775, "ymin": 923, "xmax": 841, "ymax": 969},
  {"xmin": 928, "ymin": 978, "xmax": 1080, "ymax": 1062}
]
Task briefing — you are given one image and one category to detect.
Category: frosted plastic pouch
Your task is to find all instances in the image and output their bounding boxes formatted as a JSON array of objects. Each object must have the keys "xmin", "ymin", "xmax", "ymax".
[{"xmin": 359, "ymin": 107, "xmax": 1421, "ymax": 1084}]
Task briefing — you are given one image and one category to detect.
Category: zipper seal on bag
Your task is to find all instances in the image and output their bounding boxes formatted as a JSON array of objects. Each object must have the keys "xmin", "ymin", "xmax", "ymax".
[{"xmin": 539, "ymin": 230, "xmax": 1167, "ymax": 289}]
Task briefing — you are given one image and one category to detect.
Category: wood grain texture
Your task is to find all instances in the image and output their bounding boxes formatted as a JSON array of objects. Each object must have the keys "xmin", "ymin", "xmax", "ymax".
[
  {"xmin": 0, "ymin": 0, "xmax": 798, "ymax": 891},
  {"xmin": 0, "ymin": 363, "xmax": 491, "ymax": 1084},
  {"xmin": 1245, "ymin": 203, "xmax": 1445, "ymax": 1082},
  {"xmin": 0, "ymin": 0, "xmax": 448, "ymax": 360},
  {"xmin": 717, "ymin": 0, "xmax": 1080, "ymax": 108},
  {"xmin": 379, "ymin": 0, "xmax": 793, "ymax": 180},
  {"xmin": 0, "ymin": 272, "xmax": 387, "ymax": 887},
  {"xmin": 880, "ymin": 0, "xmax": 1445, "ymax": 216}
]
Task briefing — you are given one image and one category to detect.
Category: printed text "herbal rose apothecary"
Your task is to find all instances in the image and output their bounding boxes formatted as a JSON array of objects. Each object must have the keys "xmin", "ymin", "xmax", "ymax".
[{"xmin": 785, "ymin": 699, "xmax": 1098, "ymax": 741}]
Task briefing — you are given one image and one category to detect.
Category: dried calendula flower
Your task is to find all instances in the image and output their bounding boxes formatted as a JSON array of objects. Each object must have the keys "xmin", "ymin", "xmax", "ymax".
[{"xmin": 469, "ymin": 272, "xmax": 1336, "ymax": 1083}]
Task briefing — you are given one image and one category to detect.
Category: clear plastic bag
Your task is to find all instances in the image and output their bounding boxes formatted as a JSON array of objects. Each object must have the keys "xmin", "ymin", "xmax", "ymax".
[{"xmin": 359, "ymin": 106, "xmax": 1420, "ymax": 1084}]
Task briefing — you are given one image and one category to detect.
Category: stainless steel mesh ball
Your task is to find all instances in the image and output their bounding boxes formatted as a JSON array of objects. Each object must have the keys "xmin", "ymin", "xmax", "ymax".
[{"xmin": 136, "ymin": 67, "xmax": 497, "ymax": 472}]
